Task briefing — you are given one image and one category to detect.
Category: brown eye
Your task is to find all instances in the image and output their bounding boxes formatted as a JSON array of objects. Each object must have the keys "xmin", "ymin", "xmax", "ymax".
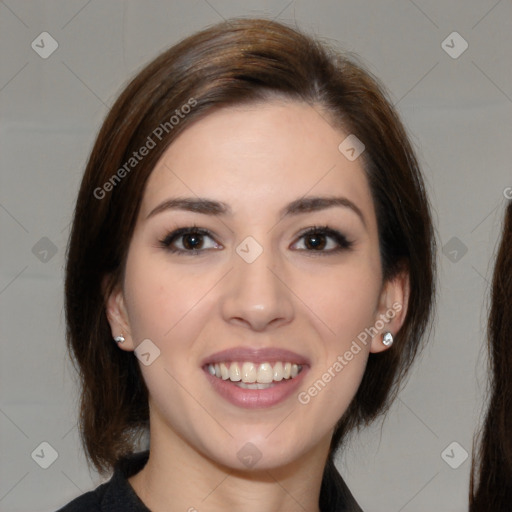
[
  {"xmin": 181, "ymin": 232, "xmax": 204, "ymax": 250},
  {"xmin": 159, "ymin": 227, "xmax": 221, "ymax": 254},
  {"xmin": 293, "ymin": 226, "xmax": 353, "ymax": 253},
  {"xmin": 304, "ymin": 232, "xmax": 328, "ymax": 250}
]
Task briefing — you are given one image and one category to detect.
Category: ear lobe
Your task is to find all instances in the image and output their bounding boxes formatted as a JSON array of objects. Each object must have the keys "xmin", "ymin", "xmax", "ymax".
[
  {"xmin": 370, "ymin": 271, "xmax": 410, "ymax": 354},
  {"xmin": 102, "ymin": 275, "xmax": 134, "ymax": 351}
]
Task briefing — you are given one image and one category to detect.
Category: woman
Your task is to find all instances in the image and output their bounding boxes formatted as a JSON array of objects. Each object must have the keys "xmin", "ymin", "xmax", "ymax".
[
  {"xmin": 58, "ymin": 17, "xmax": 436, "ymax": 511},
  {"xmin": 470, "ymin": 200, "xmax": 512, "ymax": 510}
]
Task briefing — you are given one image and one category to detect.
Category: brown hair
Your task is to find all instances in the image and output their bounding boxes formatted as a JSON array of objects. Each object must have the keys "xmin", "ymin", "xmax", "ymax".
[
  {"xmin": 470, "ymin": 201, "xmax": 512, "ymax": 509},
  {"xmin": 65, "ymin": 17, "xmax": 436, "ymax": 502}
]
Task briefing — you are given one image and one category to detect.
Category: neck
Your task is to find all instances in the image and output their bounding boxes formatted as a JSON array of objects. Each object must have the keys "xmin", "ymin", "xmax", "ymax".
[{"xmin": 128, "ymin": 417, "xmax": 330, "ymax": 512}]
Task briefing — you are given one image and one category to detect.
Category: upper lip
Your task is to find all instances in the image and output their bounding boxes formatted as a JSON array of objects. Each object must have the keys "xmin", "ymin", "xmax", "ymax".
[{"xmin": 201, "ymin": 347, "xmax": 310, "ymax": 367}]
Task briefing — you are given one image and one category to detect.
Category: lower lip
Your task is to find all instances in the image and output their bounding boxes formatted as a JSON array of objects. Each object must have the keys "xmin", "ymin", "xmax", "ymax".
[{"xmin": 203, "ymin": 367, "xmax": 308, "ymax": 409}]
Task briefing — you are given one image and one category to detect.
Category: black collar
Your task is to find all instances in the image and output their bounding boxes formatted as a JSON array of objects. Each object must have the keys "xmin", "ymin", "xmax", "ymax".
[{"xmin": 100, "ymin": 450, "xmax": 150, "ymax": 511}]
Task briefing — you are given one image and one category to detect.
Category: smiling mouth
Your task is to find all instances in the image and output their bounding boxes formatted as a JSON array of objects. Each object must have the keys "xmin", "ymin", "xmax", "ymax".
[{"xmin": 205, "ymin": 361, "xmax": 304, "ymax": 389}]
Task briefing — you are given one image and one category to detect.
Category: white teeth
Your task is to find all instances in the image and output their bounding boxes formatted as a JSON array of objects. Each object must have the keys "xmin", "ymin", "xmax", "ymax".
[
  {"xmin": 206, "ymin": 361, "xmax": 303, "ymax": 384},
  {"xmin": 273, "ymin": 361, "xmax": 284, "ymax": 381},
  {"xmin": 236, "ymin": 381, "xmax": 274, "ymax": 389},
  {"xmin": 220, "ymin": 363, "xmax": 229, "ymax": 380},
  {"xmin": 229, "ymin": 362, "xmax": 241, "ymax": 381},
  {"xmin": 257, "ymin": 362, "xmax": 274, "ymax": 384},
  {"xmin": 241, "ymin": 362, "xmax": 257, "ymax": 383}
]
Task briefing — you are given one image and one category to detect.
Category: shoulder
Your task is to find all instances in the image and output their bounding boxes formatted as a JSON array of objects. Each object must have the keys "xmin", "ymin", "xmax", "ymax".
[
  {"xmin": 55, "ymin": 481, "xmax": 108, "ymax": 511},
  {"xmin": 54, "ymin": 450, "xmax": 150, "ymax": 512}
]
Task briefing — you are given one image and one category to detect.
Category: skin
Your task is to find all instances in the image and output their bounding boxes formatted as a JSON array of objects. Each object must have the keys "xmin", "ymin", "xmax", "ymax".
[{"xmin": 105, "ymin": 99, "xmax": 409, "ymax": 512}]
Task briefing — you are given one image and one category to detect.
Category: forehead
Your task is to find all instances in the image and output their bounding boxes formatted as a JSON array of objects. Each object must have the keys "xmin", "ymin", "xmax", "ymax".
[{"xmin": 139, "ymin": 99, "xmax": 374, "ymax": 223}]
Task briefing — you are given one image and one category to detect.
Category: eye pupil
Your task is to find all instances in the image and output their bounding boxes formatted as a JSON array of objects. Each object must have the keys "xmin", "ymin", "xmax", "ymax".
[
  {"xmin": 305, "ymin": 234, "xmax": 326, "ymax": 250},
  {"xmin": 183, "ymin": 233, "xmax": 202, "ymax": 250}
]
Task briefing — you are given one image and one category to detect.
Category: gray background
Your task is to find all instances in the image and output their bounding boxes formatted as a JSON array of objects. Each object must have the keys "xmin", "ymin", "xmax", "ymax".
[{"xmin": 1, "ymin": 1, "xmax": 511, "ymax": 511}]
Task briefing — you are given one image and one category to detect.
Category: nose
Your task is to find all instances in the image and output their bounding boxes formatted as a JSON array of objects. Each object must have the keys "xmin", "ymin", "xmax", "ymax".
[{"xmin": 220, "ymin": 245, "xmax": 295, "ymax": 332}]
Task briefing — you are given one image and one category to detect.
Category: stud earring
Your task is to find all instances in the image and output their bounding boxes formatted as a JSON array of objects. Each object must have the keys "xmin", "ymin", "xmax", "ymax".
[
  {"xmin": 114, "ymin": 335, "xmax": 125, "ymax": 344},
  {"xmin": 382, "ymin": 332, "xmax": 393, "ymax": 346}
]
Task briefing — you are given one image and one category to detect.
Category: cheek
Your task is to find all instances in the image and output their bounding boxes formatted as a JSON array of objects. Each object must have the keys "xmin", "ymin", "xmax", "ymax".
[
  {"xmin": 295, "ymin": 260, "xmax": 382, "ymax": 343},
  {"xmin": 121, "ymin": 250, "xmax": 215, "ymax": 425},
  {"xmin": 292, "ymin": 270, "xmax": 380, "ymax": 430},
  {"xmin": 123, "ymin": 248, "xmax": 217, "ymax": 343}
]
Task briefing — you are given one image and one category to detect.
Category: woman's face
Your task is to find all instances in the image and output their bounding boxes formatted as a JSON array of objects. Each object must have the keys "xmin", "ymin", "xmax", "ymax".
[{"xmin": 107, "ymin": 99, "xmax": 407, "ymax": 471}]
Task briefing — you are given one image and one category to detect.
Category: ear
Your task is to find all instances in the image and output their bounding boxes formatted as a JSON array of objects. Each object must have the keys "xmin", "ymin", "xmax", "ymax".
[
  {"xmin": 370, "ymin": 270, "xmax": 410, "ymax": 354},
  {"xmin": 102, "ymin": 274, "xmax": 135, "ymax": 352}
]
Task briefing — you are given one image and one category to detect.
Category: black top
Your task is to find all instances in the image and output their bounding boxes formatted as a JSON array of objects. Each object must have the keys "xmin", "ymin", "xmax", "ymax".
[
  {"xmin": 55, "ymin": 450, "xmax": 362, "ymax": 512},
  {"xmin": 56, "ymin": 451, "xmax": 151, "ymax": 512}
]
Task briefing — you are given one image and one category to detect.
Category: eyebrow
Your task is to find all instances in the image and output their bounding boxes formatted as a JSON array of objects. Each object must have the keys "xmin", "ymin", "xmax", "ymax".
[
  {"xmin": 282, "ymin": 196, "xmax": 366, "ymax": 227},
  {"xmin": 146, "ymin": 197, "xmax": 230, "ymax": 219},
  {"xmin": 146, "ymin": 195, "xmax": 366, "ymax": 227}
]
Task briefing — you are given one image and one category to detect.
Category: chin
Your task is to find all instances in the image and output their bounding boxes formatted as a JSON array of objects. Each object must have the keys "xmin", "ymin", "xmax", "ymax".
[{"xmin": 200, "ymin": 429, "xmax": 315, "ymax": 473}]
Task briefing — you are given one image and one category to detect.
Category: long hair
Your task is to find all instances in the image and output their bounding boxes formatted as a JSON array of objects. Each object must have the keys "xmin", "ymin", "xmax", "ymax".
[
  {"xmin": 470, "ymin": 200, "xmax": 512, "ymax": 510},
  {"xmin": 64, "ymin": 17, "xmax": 436, "ymax": 507}
]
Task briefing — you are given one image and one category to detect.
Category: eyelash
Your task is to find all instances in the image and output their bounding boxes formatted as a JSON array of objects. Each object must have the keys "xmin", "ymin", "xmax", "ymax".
[{"xmin": 158, "ymin": 224, "xmax": 354, "ymax": 256}]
